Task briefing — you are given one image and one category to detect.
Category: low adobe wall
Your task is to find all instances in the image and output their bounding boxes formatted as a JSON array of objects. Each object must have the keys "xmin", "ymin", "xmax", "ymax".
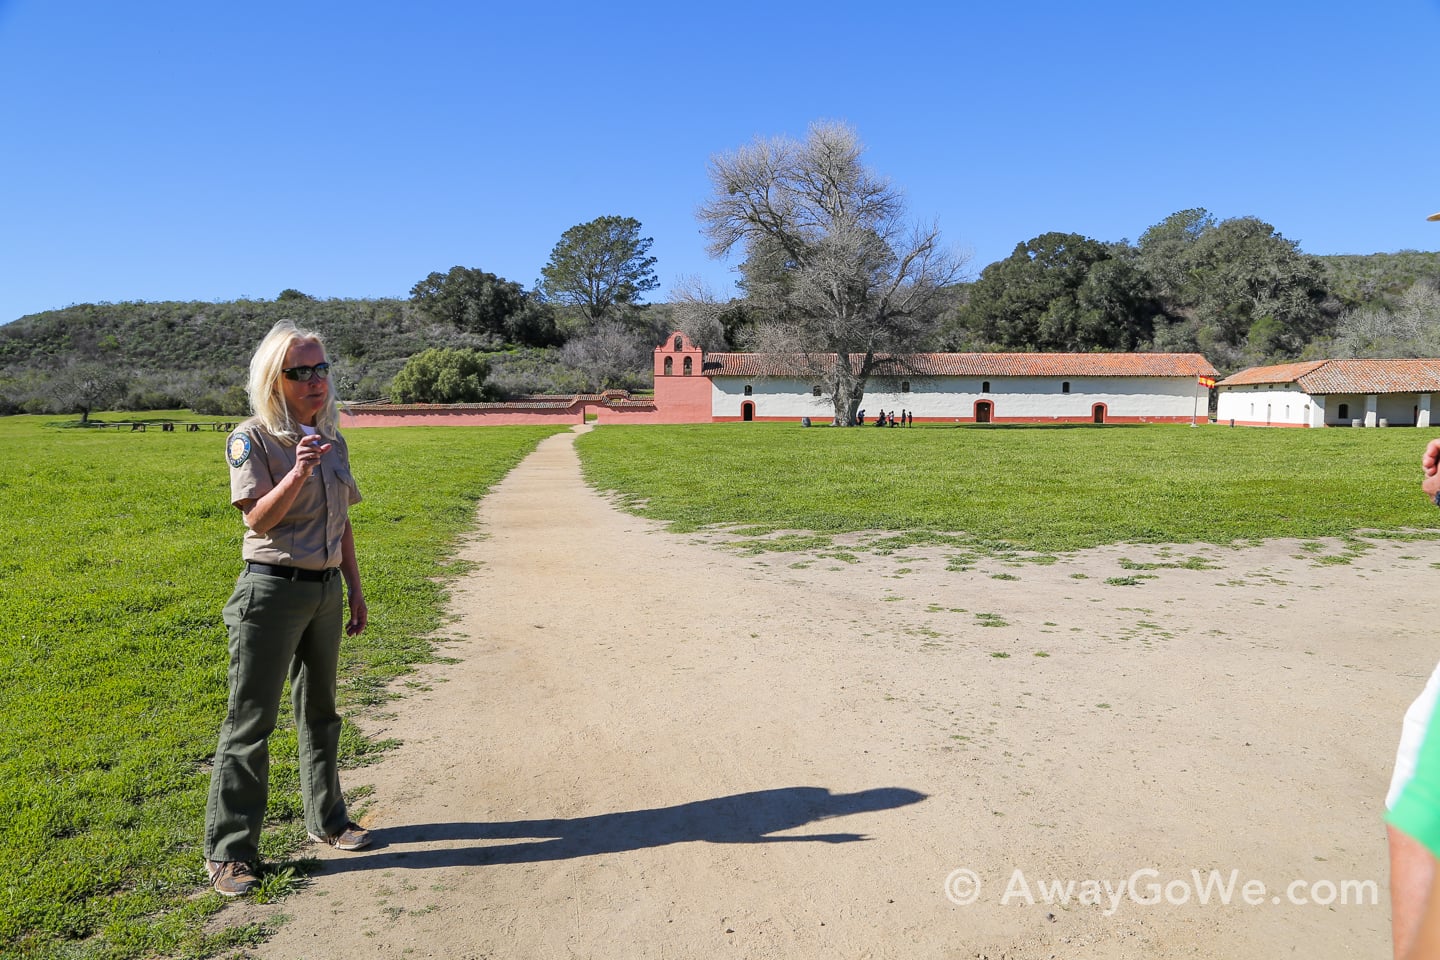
[
  {"xmin": 342, "ymin": 405, "xmax": 583, "ymax": 427},
  {"xmin": 341, "ymin": 395, "xmax": 666, "ymax": 428}
]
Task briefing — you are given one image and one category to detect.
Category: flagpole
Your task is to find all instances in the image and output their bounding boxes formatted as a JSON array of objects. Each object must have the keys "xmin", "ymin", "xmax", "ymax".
[{"xmin": 1192, "ymin": 378, "xmax": 1199, "ymax": 426}]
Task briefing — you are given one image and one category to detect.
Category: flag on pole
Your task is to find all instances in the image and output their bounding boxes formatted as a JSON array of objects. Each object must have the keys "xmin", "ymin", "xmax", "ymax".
[{"xmin": 1197, "ymin": 375, "xmax": 1216, "ymax": 389}]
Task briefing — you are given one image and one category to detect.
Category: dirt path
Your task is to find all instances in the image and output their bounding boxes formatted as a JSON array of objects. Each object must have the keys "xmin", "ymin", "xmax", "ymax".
[{"xmin": 237, "ymin": 426, "xmax": 1437, "ymax": 959}]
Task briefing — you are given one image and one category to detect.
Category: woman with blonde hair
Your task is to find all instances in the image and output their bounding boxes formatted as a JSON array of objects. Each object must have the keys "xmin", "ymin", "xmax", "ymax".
[{"xmin": 203, "ymin": 320, "xmax": 370, "ymax": 897}]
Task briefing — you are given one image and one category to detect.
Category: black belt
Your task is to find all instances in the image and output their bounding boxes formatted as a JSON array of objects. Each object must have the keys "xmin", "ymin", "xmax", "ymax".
[{"xmin": 245, "ymin": 561, "xmax": 340, "ymax": 582}]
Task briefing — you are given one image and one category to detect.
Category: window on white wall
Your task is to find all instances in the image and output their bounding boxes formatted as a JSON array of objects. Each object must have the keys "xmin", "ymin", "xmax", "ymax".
[
  {"xmin": 1062, "ymin": 381, "xmax": 1070, "ymax": 394},
  {"xmin": 901, "ymin": 381, "xmax": 910, "ymax": 393},
  {"xmin": 812, "ymin": 385, "xmax": 822, "ymax": 397},
  {"xmin": 982, "ymin": 381, "xmax": 990, "ymax": 393},
  {"xmin": 744, "ymin": 385, "xmax": 752, "ymax": 396}
]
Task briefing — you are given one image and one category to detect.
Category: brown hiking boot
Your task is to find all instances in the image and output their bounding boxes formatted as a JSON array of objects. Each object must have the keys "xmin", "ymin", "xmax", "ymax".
[
  {"xmin": 205, "ymin": 859, "xmax": 259, "ymax": 897},
  {"xmin": 308, "ymin": 821, "xmax": 371, "ymax": 851}
]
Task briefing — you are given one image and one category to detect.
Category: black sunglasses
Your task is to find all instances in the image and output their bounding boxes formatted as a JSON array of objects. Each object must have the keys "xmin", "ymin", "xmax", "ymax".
[{"xmin": 282, "ymin": 362, "xmax": 331, "ymax": 382}]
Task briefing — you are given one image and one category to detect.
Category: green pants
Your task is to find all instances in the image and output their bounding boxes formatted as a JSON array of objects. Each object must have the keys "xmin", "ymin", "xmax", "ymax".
[{"xmin": 204, "ymin": 569, "xmax": 350, "ymax": 862}]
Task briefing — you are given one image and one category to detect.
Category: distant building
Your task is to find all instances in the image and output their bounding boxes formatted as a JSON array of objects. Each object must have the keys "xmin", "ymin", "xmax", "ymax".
[
  {"xmin": 656, "ymin": 332, "xmax": 1217, "ymax": 425},
  {"xmin": 1216, "ymin": 359, "xmax": 1440, "ymax": 427},
  {"xmin": 344, "ymin": 332, "xmax": 1218, "ymax": 427}
]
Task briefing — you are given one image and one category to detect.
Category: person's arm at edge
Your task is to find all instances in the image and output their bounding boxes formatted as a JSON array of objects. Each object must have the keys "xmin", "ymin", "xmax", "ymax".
[
  {"xmin": 1403, "ymin": 859, "xmax": 1440, "ymax": 960},
  {"xmin": 339, "ymin": 518, "xmax": 366, "ymax": 636},
  {"xmin": 1423, "ymin": 439, "xmax": 1440, "ymax": 502}
]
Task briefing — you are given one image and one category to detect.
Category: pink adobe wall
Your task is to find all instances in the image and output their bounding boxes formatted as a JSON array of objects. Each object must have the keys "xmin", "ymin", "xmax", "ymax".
[{"xmin": 342, "ymin": 405, "xmax": 584, "ymax": 428}]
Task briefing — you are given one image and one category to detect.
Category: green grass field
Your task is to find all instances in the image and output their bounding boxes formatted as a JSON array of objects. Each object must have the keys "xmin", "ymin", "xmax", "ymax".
[
  {"xmin": 0, "ymin": 414, "xmax": 565, "ymax": 960},
  {"xmin": 575, "ymin": 422, "xmax": 1440, "ymax": 552},
  {"xmin": 7, "ymin": 414, "xmax": 1440, "ymax": 958}
]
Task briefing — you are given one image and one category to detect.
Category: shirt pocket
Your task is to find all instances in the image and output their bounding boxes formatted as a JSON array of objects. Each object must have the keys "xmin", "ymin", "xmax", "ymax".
[{"xmin": 334, "ymin": 467, "xmax": 361, "ymax": 506}]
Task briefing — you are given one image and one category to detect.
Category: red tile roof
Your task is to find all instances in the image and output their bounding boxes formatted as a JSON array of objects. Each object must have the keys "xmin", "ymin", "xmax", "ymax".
[
  {"xmin": 704, "ymin": 352, "xmax": 1217, "ymax": 378},
  {"xmin": 1219, "ymin": 359, "xmax": 1440, "ymax": 394}
]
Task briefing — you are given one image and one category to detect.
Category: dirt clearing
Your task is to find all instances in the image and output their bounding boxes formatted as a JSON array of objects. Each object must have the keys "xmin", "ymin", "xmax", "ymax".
[{"xmin": 234, "ymin": 427, "xmax": 1432, "ymax": 958}]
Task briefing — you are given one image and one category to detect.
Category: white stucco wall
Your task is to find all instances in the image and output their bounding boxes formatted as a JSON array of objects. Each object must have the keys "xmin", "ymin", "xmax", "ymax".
[
  {"xmin": 1218, "ymin": 387, "xmax": 1437, "ymax": 427},
  {"xmin": 1216, "ymin": 385, "xmax": 1314, "ymax": 426},
  {"xmin": 713, "ymin": 375, "xmax": 1206, "ymax": 421}
]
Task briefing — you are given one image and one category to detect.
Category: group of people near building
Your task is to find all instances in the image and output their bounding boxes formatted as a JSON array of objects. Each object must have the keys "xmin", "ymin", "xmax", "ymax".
[{"xmin": 857, "ymin": 409, "xmax": 911, "ymax": 427}]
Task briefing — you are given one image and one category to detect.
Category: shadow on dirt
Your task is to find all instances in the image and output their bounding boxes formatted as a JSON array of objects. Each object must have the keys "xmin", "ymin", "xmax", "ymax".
[{"xmin": 309, "ymin": 785, "xmax": 927, "ymax": 872}]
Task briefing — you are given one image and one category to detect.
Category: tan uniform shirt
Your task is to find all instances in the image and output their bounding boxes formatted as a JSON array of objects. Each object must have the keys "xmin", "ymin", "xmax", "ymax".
[{"xmin": 226, "ymin": 418, "xmax": 362, "ymax": 570}]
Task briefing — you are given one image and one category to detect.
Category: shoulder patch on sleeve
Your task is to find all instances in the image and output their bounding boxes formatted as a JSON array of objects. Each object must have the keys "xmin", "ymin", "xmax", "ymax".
[{"xmin": 227, "ymin": 432, "xmax": 252, "ymax": 468}]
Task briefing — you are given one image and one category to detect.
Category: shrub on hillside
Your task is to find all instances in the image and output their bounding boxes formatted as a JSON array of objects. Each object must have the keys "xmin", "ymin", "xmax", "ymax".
[{"xmin": 389, "ymin": 347, "xmax": 497, "ymax": 404}]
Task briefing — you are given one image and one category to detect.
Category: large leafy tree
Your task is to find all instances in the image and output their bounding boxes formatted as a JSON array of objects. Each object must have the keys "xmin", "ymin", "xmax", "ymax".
[
  {"xmin": 410, "ymin": 267, "xmax": 533, "ymax": 343},
  {"xmin": 954, "ymin": 232, "xmax": 1157, "ymax": 351},
  {"xmin": 697, "ymin": 120, "xmax": 963, "ymax": 425},
  {"xmin": 1138, "ymin": 210, "xmax": 1331, "ymax": 366},
  {"xmin": 539, "ymin": 215, "xmax": 659, "ymax": 327}
]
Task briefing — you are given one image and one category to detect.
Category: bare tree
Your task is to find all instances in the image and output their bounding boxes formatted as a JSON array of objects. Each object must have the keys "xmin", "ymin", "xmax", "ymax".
[
  {"xmin": 667, "ymin": 276, "xmax": 729, "ymax": 353},
  {"xmin": 558, "ymin": 320, "xmax": 654, "ymax": 392},
  {"xmin": 697, "ymin": 120, "xmax": 966, "ymax": 424},
  {"xmin": 1332, "ymin": 279, "xmax": 1440, "ymax": 358},
  {"xmin": 53, "ymin": 360, "xmax": 125, "ymax": 424}
]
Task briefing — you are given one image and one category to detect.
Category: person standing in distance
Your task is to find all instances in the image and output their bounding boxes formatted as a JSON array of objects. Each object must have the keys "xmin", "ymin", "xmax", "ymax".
[{"xmin": 204, "ymin": 320, "xmax": 370, "ymax": 897}]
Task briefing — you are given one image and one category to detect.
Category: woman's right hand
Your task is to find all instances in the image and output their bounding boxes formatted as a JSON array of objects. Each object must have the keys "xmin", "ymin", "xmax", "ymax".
[{"xmin": 292, "ymin": 434, "xmax": 333, "ymax": 479}]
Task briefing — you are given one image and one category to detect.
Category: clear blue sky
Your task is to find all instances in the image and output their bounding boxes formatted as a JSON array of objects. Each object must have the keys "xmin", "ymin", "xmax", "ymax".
[{"xmin": 3, "ymin": 0, "xmax": 1439, "ymax": 326}]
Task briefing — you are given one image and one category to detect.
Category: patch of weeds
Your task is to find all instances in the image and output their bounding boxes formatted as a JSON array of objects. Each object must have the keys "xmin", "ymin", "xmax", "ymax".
[
  {"xmin": 990, "ymin": 572, "xmax": 1020, "ymax": 581},
  {"xmin": 1105, "ymin": 575, "xmax": 1155, "ymax": 586},
  {"xmin": 882, "ymin": 595, "xmax": 904, "ymax": 602},
  {"xmin": 1096, "ymin": 703, "xmax": 1112, "ymax": 709},
  {"xmin": 1118, "ymin": 555, "xmax": 1218, "ymax": 571},
  {"xmin": 731, "ymin": 533, "xmax": 837, "ymax": 556},
  {"xmin": 1024, "ymin": 554, "xmax": 1059, "ymax": 565},
  {"xmin": 1311, "ymin": 554, "xmax": 1353, "ymax": 566},
  {"xmin": 1034, "ymin": 651, "xmax": 1050, "ymax": 657},
  {"xmin": 347, "ymin": 673, "xmax": 394, "ymax": 707},
  {"xmin": 990, "ymin": 652, "xmax": 1010, "ymax": 659},
  {"xmin": 818, "ymin": 551, "xmax": 859, "ymax": 563},
  {"xmin": 1367, "ymin": 529, "xmax": 1440, "ymax": 542},
  {"xmin": 1069, "ymin": 572, "xmax": 1089, "ymax": 580},
  {"xmin": 974, "ymin": 613, "xmax": 1009, "ymax": 628},
  {"xmin": 252, "ymin": 865, "xmax": 308, "ymax": 904}
]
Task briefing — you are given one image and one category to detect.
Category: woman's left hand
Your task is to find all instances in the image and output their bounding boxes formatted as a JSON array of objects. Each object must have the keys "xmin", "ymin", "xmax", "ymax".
[{"xmin": 346, "ymin": 594, "xmax": 368, "ymax": 636}]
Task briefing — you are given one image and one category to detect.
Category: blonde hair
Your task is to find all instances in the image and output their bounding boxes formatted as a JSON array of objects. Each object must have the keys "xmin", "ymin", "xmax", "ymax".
[{"xmin": 247, "ymin": 320, "xmax": 342, "ymax": 442}]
